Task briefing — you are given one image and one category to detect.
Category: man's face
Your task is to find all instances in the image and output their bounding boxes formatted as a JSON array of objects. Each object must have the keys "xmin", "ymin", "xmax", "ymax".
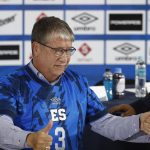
[{"xmin": 32, "ymin": 38, "xmax": 72, "ymax": 82}]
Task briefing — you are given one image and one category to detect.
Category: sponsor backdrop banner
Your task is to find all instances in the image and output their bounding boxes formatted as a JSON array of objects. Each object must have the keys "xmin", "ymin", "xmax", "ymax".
[{"xmin": 0, "ymin": 0, "xmax": 149, "ymax": 85}]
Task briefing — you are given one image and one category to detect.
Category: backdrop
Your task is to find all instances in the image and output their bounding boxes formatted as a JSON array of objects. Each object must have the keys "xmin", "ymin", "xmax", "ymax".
[{"xmin": 0, "ymin": 0, "xmax": 150, "ymax": 85}]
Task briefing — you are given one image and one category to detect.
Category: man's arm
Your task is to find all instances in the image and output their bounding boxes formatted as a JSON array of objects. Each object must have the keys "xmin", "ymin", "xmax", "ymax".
[
  {"xmin": 0, "ymin": 115, "xmax": 53, "ymax": 150},
  {"xmin": 0, "ymin": 115, "xmax": 30, "ymax": 150},
  {"xmin": 90, "ymin": 113, "xmax": 150, "ymax": 143}
]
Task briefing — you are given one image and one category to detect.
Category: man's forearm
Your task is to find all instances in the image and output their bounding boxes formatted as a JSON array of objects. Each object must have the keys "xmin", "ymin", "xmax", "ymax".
[
  {"xmin": 0, "ymin": 115, "xmax": 31, "ymax": 149},
  {"xmin": 91, "ymin": 113, "xmax": 142, "ymax": 141}
]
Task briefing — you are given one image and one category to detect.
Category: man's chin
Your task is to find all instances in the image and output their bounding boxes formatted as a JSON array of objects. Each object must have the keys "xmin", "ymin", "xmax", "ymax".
[{"xmin": 55, "ymin": 70, "xmax": 64, "ymax": 76}]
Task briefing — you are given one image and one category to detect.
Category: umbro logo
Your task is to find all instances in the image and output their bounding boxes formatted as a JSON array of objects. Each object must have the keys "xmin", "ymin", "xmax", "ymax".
[
  {"xmin": 50, "ymin": 97, "xmax": 61, "ymax": 104},
  {"xmin": 72, "ymin": 12, "xmax": 98, "ymax": 31},
  {"xmin": 113, "ymin": 43, "xmax": 140, "ymax": 56},
  {"xmin": 72, "ymin": 12, "xmax": 98, "ymax": 25}
]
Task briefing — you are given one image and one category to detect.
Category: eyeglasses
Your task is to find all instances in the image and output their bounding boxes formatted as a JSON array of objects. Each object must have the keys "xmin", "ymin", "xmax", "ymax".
[{"xmin": 35, "ymin": 41, "xmax": 76, "ymax": 57}]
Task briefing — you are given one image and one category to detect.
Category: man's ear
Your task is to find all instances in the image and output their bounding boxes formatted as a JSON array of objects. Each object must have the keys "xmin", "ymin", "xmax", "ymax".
[{"xmin": 32, "ymin": 41, "xmax": 40, "ymax": 57}]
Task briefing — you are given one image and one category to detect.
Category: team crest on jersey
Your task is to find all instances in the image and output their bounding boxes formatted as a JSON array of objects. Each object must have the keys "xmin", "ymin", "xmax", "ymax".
[{"xmin": 50, "ymin": 97, "xmax": 61, "ymax": 104}]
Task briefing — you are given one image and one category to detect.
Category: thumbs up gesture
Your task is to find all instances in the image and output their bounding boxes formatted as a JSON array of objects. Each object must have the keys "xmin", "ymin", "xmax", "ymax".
[{"xmin": 26, "ymin": 120, "xmax": 53, "ymax": 150}]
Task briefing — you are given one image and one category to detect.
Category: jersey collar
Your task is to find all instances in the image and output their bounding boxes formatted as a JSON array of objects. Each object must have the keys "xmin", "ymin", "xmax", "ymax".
[{"xmin": 28, "ymin": 61, "xmax": 60, "ymax": 85}]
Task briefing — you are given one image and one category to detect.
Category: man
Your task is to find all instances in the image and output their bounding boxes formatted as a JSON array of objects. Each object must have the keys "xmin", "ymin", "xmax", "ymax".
[{"xmin": 1, "ymin": 17, "xmax": 150, "ymax": 150}]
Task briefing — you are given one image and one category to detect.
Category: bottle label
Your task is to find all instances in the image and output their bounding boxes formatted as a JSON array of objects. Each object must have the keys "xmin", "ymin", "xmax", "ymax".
[
  {"xmin": 115, "ymin": 78, "xmax": 125, "ymax": 93},
  {"xmin": 136, "ymin": 68, "xmax": 146, "ymax": 78},
  {"xmin": 103, "ymin": 80, "xmax": 113, "ymax": 100}
]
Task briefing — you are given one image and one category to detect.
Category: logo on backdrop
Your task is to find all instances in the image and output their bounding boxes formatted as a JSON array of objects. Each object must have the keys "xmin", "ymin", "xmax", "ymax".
[
  {"xmin": 0, "ymin": 45, "xmax": 19, "ymax": 60},
  {"xmin": 0, "ymin": 14, "xmax": 16, "ymax": 27},
  {"xmin": 113, "ymin": 43, "xmax": 139, "ymax": 61},
  {"xmin": 109, "ymin": 14, "xmax": 143, "ymax": 31},
  {"xmin": 72, "ymin": 12, "xmax": 98, "ymax": 31},
  {"xmin": 36, "ymin": 12, "xmax": 47, "ymax": 22},
  {"xmin": 78, "ymin": 43, "xmax": 91, "ymax": 56}
]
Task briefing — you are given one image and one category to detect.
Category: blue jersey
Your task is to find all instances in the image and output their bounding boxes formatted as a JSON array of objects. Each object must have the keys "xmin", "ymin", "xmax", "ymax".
[{"xmin": 0, "ymin": 64, "xmax": 106, "ymax": 150}]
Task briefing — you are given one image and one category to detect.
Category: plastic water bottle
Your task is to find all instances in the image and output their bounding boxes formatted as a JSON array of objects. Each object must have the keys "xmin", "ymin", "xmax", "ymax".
[
  {"xmin": 103, "ymin": 68, "xmax": 113, "ymax": 101},
  {"xmin": 112, "ymin": 68, "xmax": 125, "ymax": 99},
  {"xmin": 135, "ymin": 57, "xmax": 146, "ymax": 98}
]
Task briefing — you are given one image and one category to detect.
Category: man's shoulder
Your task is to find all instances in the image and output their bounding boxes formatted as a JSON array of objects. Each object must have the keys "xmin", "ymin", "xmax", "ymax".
[
  {"xmin": 64, "ymin": 68, "xmax": 88, "ymax": 85},
  {"xmin": 0, "ymin": 66, "xmax": 27, "ymax": 85},
  {"xmin": 64, "ymin": 68, "xmax": 84, "ymax": 79}
]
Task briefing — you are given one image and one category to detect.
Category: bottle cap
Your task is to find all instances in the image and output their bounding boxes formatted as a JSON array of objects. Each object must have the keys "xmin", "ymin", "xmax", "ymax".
[
  {"xmin": 114, "ymin": 68, "xmax": 122, "ymax": 73},
  {"xmin": 105, "ymin": 68, "xmax": 110, "ymax": 72}
]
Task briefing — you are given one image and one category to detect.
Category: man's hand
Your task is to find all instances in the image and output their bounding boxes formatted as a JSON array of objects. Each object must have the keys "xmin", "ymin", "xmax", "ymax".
[
  {"xmin": 108, "ymin": 104, "xmax": 136, "ymax": 116},
  {"xmin": 140, "ymin": 112, "xmax": 150, "ymax": 135},
  {"xmin": 26, "ymin": 120, "xmax": 53, "ymax": 150}
]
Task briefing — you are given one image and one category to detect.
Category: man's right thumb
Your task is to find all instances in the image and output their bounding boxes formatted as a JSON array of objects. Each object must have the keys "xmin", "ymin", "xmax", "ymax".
[{"xmin": 42, "ymin": 120, "xmax": 53, "ymax": 134}]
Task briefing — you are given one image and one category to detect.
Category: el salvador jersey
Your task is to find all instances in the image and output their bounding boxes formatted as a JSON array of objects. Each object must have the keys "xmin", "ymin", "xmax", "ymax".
[{"xmin": 0, "ymin": 64, "xmax": 106, "ymax": 150}]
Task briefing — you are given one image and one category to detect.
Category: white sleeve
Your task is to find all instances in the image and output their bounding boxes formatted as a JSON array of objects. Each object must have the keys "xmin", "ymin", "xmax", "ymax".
[
  {"xmin": 90, "ymin": 113, "xmax": 150, "ymax": 143},
  {"xmin": 0, "ymin": 115, "xmax": 31, "ymax": 150}
]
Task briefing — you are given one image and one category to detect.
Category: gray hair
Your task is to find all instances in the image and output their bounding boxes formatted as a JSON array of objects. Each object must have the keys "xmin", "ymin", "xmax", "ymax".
[{"xmin": 31, "ymin": 16, "xmax": 74, "ymax": 43}]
